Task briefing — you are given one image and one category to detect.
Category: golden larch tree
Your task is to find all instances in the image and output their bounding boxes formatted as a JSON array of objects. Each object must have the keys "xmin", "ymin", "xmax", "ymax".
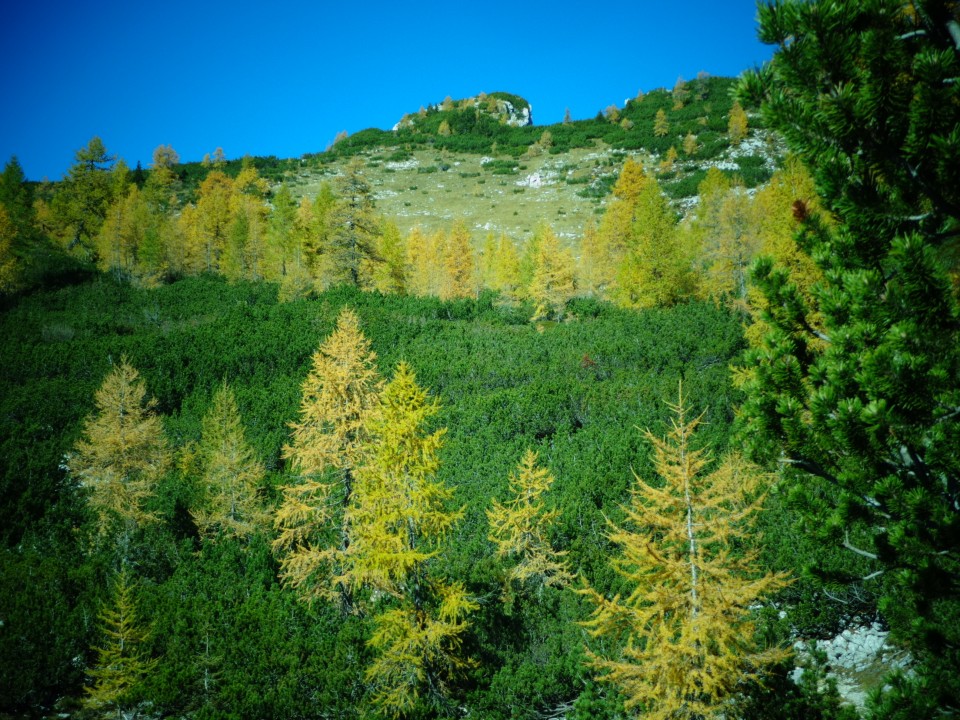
[
  {"xmin": 579, "ymin": 387, "xmax": 791, "ymax": 720},
  {"xmin": 67, "ymin": 358, "xmax": 171, "ymax": 545},
  {"xmin": 615, "ymin": 174, "xmax": 695, "ymax": 309},
  {"xmin": 0, "ymin": 205, "xmax": 22, "ymax": 293},
  {"xmin": 441, "ymin": 219, "xmax": 476, "ymax": 300},
  {"xmin": 682, "ymin": 131, "xmax": 700, "ymax": 157},
  {"xmin": 189, "ymin": 382, "xmax": 268, "ymax": 542},
  {"xmin": 195, "ymin": 170, "xmax": 234, "ymax": 273},
  {"xmin": 527, "ymin": 223, "xmax": 576, "ymax": 321},
  {"xmin": 653, "ymin": 108, "xmax": 670, "ymax": 137},
  {"xmin": 728, "ymin": 100, "xmax": 749, "ymax": 145},
  {"xmin": 273, "ymin": 307, "xmax": 383, "ymax": 606},
  {"xmin": 589, "ymin": 158, "xmax": 651, "ymax": 298},
  {"xmin": 487, "ymin": 449, "xmax": 573, "ymax": 594},
  {"xmin": 82, "ymin": 568, "xmax": 155, "ymax": 719},
  {"xmin": 348, "ymin": 362, "xmax": 476, "ymax": 716}
]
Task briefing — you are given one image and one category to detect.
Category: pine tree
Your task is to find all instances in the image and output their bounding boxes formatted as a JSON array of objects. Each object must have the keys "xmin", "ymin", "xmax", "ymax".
[
  {"xmin": 487, "ymin": 449, "xmax": 572, "ymax": 593},
  {"xmin": 273, "ymin": 307, "xmax": 383, "ymax": 606},
  {"xmin": 83, "ymin": 569, "xmax": 155, "ymax": 719},
  {"xmin": 67, "ymin": 358, "xmax": 171, "ymax": 545},
  {"xmin": 51, "ymin": 136, "xmax": 115, "ymax": 256},
  {"xmin": 580, "ymin": 387, "xmax": 791, "ymax": 720},
  {"xmin": 738, "ymin": 1, "xmax": 960, "ymax": 702},
  {"xmin": 189, "ymin": 382, "xmax": 268, "ymax": 542},
  {"xmin": 347, "ymin": 362, "xmax": 476, "ymax": 716}
]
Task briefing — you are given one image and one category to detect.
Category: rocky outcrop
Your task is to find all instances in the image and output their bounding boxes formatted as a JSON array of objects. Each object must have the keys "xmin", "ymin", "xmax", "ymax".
[{"xmin": 393, "ymin": 92, "xmax": 533, "ymax": 131}]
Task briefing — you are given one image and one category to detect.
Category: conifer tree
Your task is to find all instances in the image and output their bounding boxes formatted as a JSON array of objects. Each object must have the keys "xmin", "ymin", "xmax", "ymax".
[
  {"xmin": 273, "ymin": 307, "xmax": 383, "ymax": 606},
  {"xmin": 51, "ymin": 136, "xmax": 115, "ymax": 255},
  {"xmin": 67, "ymin": 358, "xmax": 171, "ymax": 545},
  {"xmin": 487, "ymin": 449, "xmax": 572, "ymax": 593},
  {"xmin": 0, "ymin": 205, "xmax": 21, "ymax": 293},
  {"xmin": 326, "ymin": 159, "xmax": 382, "ymax": 287},
  {"xmin": 615, "ymin": 174, "xmax": 694, "ymax": 309},
  {"xmin": 373, "ymin": 219, "xmax": 407, "ymax": 295},
  {"xmin": 347, "ymin": 362, "xmax": 476, "ymax": 716},
  {"xmin": 738, "ymin": 1, "xmax": 960, "ymax": 701},
  {"xmin": 440, "ymin": 219, "xmax": 475, "ymax": 300},
  {"xmin": 580, "ymin": 387, "xmax": 790, "ymax": 720},
  {"xmin": 527, "ymin": 222, "xmax": 576, "ymax": 321},
  {"xmin": 195, "ymin": 170, "xmax": 234, "ymax": 273},
  {"xmin": 653, "ymin": 108, "xmax": 670, "ymax": 137},
  {"xmin": 727, "ymin": 100, "xmax": 749, "ymax": 145},
  {"xmin": 83, "ymin": 569, "xmax": 155, "ymax": 719},
  {"xmin": 189, "ymin": 382, "xmax": 268, "ymax": 542},
  {"xmin": 589, "ymin": 158, "xmax": 650, "ymax": 297}
]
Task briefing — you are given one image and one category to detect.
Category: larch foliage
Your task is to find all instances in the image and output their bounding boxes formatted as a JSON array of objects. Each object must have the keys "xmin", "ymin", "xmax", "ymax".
[
  {"xmin": 487, "ymin": 449, "xmax": 573, "ymax": 593},
  {"xmin": 273, "ymin": 307, "xmax": 383, "ymax": 606},
  {"xmin": 0, "ymin": 205, "xmax": 21, "ymax": 293},
  {"xmin": 615, "ymin": 174, "xmax": 694, "ymax": 309},
  {"xmin": 347, "ymin": 362, "xmax": 455, "ymax": 595},
  {"xmin": 728, "ymin": 100, "xmax": 749, "ymax": 145},
  {"xmin": 653, "ymin": 108, "xmax": 670, "ymax": 137},
  {"xmin": 579, "ymin": 386, "xmax": 791, "ymax": 720},
  {"xmin": 440, "ymin": 219, "xmax": 475, "ymax": 300},
  {"xmin": 189, "ymin": 382, "xmax": 268, "ymax": 542},
  {"xmin": 527, "ymin": 223, "xmax": 576, "ymax": 322},
  {"xmin": 67, "ymin": 358, "xmax": 171, "ymax": 542},
  {"xmin": 348, "ymin": 362, "xmax": 476, "ymax": 716},
  {"xmin": 82, "ymin": 569, "xmax": 155, "ymax": 718}
]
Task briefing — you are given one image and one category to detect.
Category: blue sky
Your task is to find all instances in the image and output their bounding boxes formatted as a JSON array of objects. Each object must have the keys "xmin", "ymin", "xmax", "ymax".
[{"xmin": 1, "ymin": 1, "xmax": 773, "ymax": 181}]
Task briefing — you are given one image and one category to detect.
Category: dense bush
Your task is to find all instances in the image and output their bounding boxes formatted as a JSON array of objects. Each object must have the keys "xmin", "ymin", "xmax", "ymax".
[{"xmin": 0, "ymin": 274, "xmax": 788, "ymax": 716}]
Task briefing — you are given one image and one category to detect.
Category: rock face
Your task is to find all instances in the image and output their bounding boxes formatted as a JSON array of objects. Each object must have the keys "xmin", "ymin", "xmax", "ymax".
[{"xmin": 393, "ymin": 92, "xmax": 533, "ymax": 131}]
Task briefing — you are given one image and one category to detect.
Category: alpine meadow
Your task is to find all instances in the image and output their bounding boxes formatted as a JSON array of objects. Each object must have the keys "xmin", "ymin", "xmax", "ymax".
[{"xmin": 2, "ymin": 1, "xmax": 959, "ymax": 718}]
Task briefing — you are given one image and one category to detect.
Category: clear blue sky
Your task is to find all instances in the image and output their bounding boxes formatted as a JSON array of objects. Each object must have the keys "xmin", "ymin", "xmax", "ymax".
[{"xmin": 0, "ymin": 0, "xmax": 773, "ymax": 181}]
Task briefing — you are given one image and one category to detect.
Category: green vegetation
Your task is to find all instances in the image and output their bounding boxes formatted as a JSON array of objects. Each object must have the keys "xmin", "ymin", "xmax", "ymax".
[{"xmin": 2, "ymin": 1, "xmax": 958, "ymax": 716}]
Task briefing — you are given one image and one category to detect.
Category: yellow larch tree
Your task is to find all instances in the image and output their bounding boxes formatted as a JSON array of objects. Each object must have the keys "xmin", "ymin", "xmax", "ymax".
[
  {"xmin": 579, "ymin": 387, "xmax": 791, "ymax": 720},
  {"xmin": 406, "ymin": 226, "xmax": 445, "ymax": 298},
  {"xmin": 66, "ymin": 358, "xmax": 171, "ymax": 547},
  {"xmin": 481, "ymin": 232, "xmax": 522, "ymax": 300},
  {"xmin": 487, "ymin": 449, "xmax": 573, "ymax": 594},
  {"xmin": 171, "ymin": 203, "xmax": 206, "ymax": 277},
  {"xmin": 615, "ymin": 174, "xmax": 695, "ymax": 309},
  {"xmin": 373, "ymin": 219, "xmax": 407, "ymax": 295},
  {"xmin": 682, "ymin": 131, "xmax": 700, "ymax": 157},
  {"xmin": 0, "ymin": 206, "xmax": 20, "ymax": 294},
  {"xmin": 527, "ymin": 222, "xmax": 576, "ymax": 321},
  {"xmin": 347, "ymin": 362, "xmax": 476, "ymax": 717},
  {"xmin": 189, "ymin": 382, "xmax": 268, "ymax": 542},
  {"xmin": 273, "ymin": 307, "xmax": 383, "ymax": 607},
  {"xmin": 672, "ymin": 76, "xmax": 690, "ymax": 109},
  {"xmin": 440, "ymin": 219, "xmax": 476, "ymax": 300},
  {"xmin": 589, "ymin": 158, "xmax": 650, "ymax": 298},
  {"xmin": 82, "ymin": 568, "xmax": 155, "ymax": 719},
  {"xmin": 195, "ymin": 170, "xmax": 234, "ymax": 273},
  {"xmin": 728, "ymin": 100, "xmax": 749, "ymax": 145},
  {"xmin": 653, "ymin": 108, "xmax": 670, "ymax": 137}
]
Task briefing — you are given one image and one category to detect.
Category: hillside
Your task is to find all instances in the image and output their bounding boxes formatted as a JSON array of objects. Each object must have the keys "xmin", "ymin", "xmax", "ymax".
[{"xmin": 167, "ymin": 75, "xmax": 782, "ymax": 242}]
